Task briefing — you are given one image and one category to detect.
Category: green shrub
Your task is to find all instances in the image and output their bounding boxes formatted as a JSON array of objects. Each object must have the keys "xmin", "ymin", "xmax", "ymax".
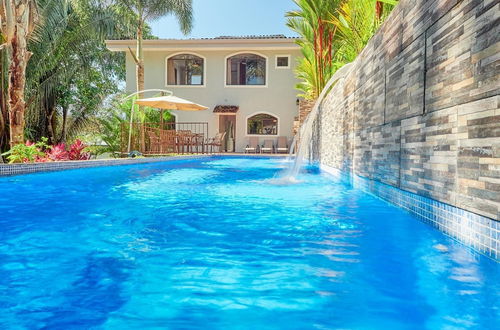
[{"xmin": 1, "ymin": 139, "xmax": 49, "ymax": 164}]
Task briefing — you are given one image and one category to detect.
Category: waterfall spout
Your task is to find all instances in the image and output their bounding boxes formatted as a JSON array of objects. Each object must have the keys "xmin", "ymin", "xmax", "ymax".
[{"xmin": 282, "ymin": 63, "xmax": 354, "ymax": 181}]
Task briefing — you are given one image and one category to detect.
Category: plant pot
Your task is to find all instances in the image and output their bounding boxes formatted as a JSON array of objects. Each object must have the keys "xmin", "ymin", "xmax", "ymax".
[{"xmin": 226, "ymin": 137, "xmax": 234, "ymax": 152}]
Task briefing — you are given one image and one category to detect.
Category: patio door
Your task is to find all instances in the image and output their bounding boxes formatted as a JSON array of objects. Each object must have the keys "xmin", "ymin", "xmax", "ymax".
[{"xmin": 218, "ymin": 115, "xmax": 236, "ymax": 152}]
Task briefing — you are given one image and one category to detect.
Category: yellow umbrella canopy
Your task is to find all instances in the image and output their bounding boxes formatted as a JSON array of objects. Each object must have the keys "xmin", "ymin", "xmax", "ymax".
[{"xmin": 135, "ymin": 95, "xmax": 208, "ymax": 111}]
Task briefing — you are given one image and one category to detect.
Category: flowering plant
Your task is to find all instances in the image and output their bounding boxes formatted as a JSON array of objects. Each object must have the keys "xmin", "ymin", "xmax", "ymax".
[
  {"xmin": 68, "ymin": 140, "xmax": 91, "ymax": 160},
  {"xmin": 1, "ymin": 138, "xmax": 91, "ymax": 163}
]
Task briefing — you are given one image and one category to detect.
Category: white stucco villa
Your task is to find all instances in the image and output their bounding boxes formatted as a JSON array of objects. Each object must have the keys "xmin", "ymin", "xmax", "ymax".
[{"xmin": 106, "ymin": 35, "xmax": 301, "ymax": 153}]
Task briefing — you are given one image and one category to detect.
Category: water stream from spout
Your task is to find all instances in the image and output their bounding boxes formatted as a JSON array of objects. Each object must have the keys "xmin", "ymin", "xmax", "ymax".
[{"xmin": 280, "ymin": 63, "xmax": 354, "ymax": 182}]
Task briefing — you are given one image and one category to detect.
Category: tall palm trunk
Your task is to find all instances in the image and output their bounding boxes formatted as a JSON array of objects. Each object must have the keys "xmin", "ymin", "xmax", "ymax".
[
  {"xmin": 59, "ymin": 105, "xmax": 68, "ymax": 143},
  {"xmin": 375, "ymin": 1, "xmax": 383, "ymax": 21},
  {"xmin": 8, "ymin": 30, "xmax": 30, "ymax": 146},
  {"xmin": 1, "ymin": 0, "xmax": 37, "ymax": 147},
  {"xmin": 47, "ymin": 108, "xmax": 57, "ymax": 144},
  {"xmin": 135, "ymin": 21, "xmax": 146, "ymax": 152},
  {"xmin": 0, "ymin": 46, "xmax": 8, "ymax": 150},
  {"xmin": 136, "ymin": 22, "xmax": 144, "ymax": 98}
]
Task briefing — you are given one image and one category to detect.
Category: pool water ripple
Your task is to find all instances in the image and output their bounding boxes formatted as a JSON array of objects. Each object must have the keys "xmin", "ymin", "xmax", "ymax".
[{"xmin": 0, "ymin": 157, "xmax": 498, "ymax": 329}]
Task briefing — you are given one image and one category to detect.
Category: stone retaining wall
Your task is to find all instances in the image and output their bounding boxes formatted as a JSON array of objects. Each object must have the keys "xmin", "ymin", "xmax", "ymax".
[{"xmin": 313, "ymin": 0, "xmax": 499, "ymax": 220}]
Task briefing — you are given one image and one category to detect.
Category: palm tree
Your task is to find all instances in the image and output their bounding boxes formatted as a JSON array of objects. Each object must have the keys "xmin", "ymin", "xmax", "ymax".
[
  {"xmin": 287, "ymin": 0, "xmax": 398, "ymax": 100},
  {"xmin": 25, "ymin": 0, "xmax": 118, "ymax": 144},
  {"xmin": 287, "ymin": 0, "xmax": 342, "ymax": 99},
  {"xmin": 328, "ymin": 0, "xmax": 397, "ymax": 64},
  {"xmin": 0, "ymin": 34, "xmax": 8, "ymax": 151},
  {"xmin": 116, "ymin": 0, "xmax": 193, "ymax": 98},
  {"xmin": 0, "ymin": 0, "xmax": 38, "ymax": 147}
]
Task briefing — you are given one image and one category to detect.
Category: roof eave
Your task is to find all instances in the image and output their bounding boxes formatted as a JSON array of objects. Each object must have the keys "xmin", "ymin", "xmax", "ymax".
[{"xmin": 105, "ymin": 38, "xmax": 301, "ymax": 52}]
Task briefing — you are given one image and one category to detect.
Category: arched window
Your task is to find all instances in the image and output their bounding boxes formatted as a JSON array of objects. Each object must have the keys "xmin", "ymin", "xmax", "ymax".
[
  {"xmin": 247, "ymin": 113, "xmax": 278, "ymax": 135},
  {"xmin": 167, "ymin": 54, "xmax": 204, "ymax": 85},
  {"xmin": 226, "ymin": 53, "xmax": 266, "ymax": 85}
]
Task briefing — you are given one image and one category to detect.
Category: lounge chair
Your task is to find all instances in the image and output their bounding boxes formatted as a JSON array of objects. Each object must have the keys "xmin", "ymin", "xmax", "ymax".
[
  {"xmin": 245, "ymin": 137, "xmax": 259, "ymax": 153},
  {"xmin": 260, "ymin": 140, "xmax": 274, "ymax": 154},
  {"xmin": 276, "ymin": 136, "xmax": 289, "ymax": 154}
]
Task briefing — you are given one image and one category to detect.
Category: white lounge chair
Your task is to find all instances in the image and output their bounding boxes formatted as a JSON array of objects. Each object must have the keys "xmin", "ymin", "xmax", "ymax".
[
  {"xmin": 276, "ymin": 136, "xmax": 289, "ymax": 153},
  {"xmin": 245, "ymin": 137, "xmax": 259, "ymax": 153},
  {"xmin": 260, "ymin": 140, "xmax": 274, "ymax": 154}
]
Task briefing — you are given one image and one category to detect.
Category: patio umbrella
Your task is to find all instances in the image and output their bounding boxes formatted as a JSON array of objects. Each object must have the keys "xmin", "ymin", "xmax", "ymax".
[{"xmin": 135, "ymin": 95, "xmax": 208, "ymax": 111}]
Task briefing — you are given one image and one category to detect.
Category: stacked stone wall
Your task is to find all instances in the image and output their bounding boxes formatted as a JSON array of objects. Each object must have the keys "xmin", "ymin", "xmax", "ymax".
[{"xmin": 315, "ymin": 0, "xmax": 499, "ymax": 220}]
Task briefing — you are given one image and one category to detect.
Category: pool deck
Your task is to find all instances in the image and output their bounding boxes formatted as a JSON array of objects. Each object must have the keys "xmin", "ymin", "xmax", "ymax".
[{"xmin": 0, "ymin": 153, "xmax": 289, "ymax": 176}]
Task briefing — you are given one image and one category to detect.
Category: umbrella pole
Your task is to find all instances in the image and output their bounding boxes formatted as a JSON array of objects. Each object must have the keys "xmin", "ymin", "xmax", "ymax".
[{"xmin": 127, "ymin": 102, "xmax": 135, "ymax": 154}]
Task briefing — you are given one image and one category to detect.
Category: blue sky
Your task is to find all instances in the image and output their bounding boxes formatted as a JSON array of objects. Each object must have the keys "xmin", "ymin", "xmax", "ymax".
[{"xmin": 150, "ymin": 0, "xmax": 299, "ymax": 39}]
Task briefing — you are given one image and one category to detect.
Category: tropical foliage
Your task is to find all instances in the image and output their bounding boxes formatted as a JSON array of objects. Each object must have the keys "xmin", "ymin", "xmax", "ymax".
[
  {"xmin": 287, "ymin": 0, "xmax": 398, "ymax": 100},
  {"xmin": 25, "ymin": 0, "xmax": 120, "ymax": 145},
  {"xmin": 0, "ymin": 137, "xmax": 90, "ymax": 163},
  {"xmin": 0, "ymin": 0, "xmax": 191, "ymax": 158},
  {"xmin": 0, "ymin": 0, "xmax": 120, "ymax": 151},
  {"xmin": 1, "ymin": 139, "xmax": 47, "ymax": 163},
  {"xmin": 287, "ymin": 0, "xmax": 343, "ymax": 100}
]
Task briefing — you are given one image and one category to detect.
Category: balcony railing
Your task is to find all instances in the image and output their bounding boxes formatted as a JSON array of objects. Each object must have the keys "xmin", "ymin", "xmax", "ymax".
[{"xmin": 121, "ymin": 122, "xmax": 213, "ymax": 155}]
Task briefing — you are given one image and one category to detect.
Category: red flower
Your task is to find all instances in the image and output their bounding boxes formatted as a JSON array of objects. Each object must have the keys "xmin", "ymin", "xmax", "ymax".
[
  {"xmin": 68, "ymin": 140, "xmax": 90, "ymax": 160},
  {"xmin": 46, "ymin": 144, "xmax": 69, "ymax": 161}
]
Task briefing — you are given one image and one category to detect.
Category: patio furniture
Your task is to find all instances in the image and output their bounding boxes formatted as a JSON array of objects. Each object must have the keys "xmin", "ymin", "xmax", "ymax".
[
  {"xmin": 183, "ymin": 131, "xmax": 205, "ymax": 154},
  {"xmin": 261, "ymin": 140, "xmax": 274, "ymax": 154},
  {"xmin": 245, "ymin": 137, "xmax": 259, "ymax": 153},
  {"xmin": 177, "ymin": 130, "xmax": 194, "ymax": 154},
  {"xmin": 160, "ymin": 129, "xmax": 178, "ymax": 154},
  {"xmin": 276, "ymin": 136, "xmax": 289, "ymax": 154},
  {"xmin": 191, "ymin": 133, "xmax": 205, "ymax": 154},
  {"xmin": 205, "ymin": 132, "xmax": 226, "ymax": 153},
  {"xmin": 125, "ymin": 91, "xmax": 208, "ymax": 153},
  {"xmin": 146, "ymin": 128, "xmax": 161, "ymax": 155}
]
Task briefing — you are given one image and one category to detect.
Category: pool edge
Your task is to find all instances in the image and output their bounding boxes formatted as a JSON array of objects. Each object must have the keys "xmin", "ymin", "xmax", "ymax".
[
  {"xmin": 320, "ymin": 164, "xmax": 499, "ymax": 261},
  {"xmin": 0, "ymin": 154, "xmax": 289, "ymax": 177},
  {"xmin": 0, "ymin": 155, "xmax": 213, "ymax": 177}
]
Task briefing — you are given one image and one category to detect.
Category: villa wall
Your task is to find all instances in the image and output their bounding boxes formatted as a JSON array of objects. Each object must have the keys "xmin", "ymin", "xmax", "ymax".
[
  {"xmin": 124, "ymin": 47, "xmax": 302, "ymax": 152},
  {"xmin": 313, "ymin": 0, "xmax": 499, "ymax": 220}
]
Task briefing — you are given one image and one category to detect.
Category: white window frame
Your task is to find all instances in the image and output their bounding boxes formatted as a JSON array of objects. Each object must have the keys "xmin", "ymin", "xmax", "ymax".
[
  {"xmin": 224, "ymin": 51, "xmax": 268, "ymax": 88},
  {"xmin": 275, "ymin": 55, "xmax": 291, "ymax": 69},
  {"xmin": 165, "ymin": 52, "xmax": 207, "ymax": 88},
  {"xmin": 245, "ymin": 111, "xmax": 280, "ymax": 137}
]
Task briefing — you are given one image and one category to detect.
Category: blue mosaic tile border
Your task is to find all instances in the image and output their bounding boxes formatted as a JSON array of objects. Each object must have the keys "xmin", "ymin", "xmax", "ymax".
[
  {"xmin": 0, "ymin": 155, "xmax": 211, "ymax": 177},
  {"xmin": 321, "ymin": 164, "xmax": 499, "ymax": 261}
]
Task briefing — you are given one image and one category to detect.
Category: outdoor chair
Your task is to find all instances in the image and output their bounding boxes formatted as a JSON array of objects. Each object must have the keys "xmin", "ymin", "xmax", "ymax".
[
  {"xmin": 191, "ymin": 133, "xmax": 205, "ymax": 154},
  {"xmin": 160, "ymin": 130, "xmax": 177, "ymax": 154},
  {"xmin": 245, "ymin": 137, "xmax": 259, "ymax": 153},
  {"xmin": 146, "ymin": 128, "xmax": 161, "ymax": 155},
  {"xmin": 260, "ymin": 140, "xmax": 274, "ymax": 154},
  {"xmin": 276, "ymin": 136, "xmax": 289, "ymax": 154},
  {"xmin": 205, "ymin": 132, "xmax": 226, "ymax": 153},
  {"xmin": 177, "ymin": 130, "xmax": 193, "ymax": 154}
]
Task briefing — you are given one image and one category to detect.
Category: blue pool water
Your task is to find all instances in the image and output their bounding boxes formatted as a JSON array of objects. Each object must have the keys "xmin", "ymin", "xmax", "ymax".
[{"xmin": 0, "ymin": 157, "xmax": 498, "ymax": 329}]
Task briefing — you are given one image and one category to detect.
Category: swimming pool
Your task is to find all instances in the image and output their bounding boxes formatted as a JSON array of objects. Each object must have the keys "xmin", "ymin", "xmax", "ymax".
[{"xmin": 0, "ymin": 157, "xmax": 498, "ymax": 329}]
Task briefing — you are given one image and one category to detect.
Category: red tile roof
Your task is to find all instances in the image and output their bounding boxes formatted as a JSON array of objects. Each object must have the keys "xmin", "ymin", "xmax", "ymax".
[{"xmin": 213, "ymin": 105, "xmax": 239, "ymax": 113}]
